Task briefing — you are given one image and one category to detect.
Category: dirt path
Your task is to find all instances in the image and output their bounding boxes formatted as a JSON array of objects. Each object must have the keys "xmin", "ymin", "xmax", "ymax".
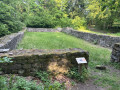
[
  {"xmin": 71, "ymin": 65, "xmax": 120, "ymax": 90},
  {"xmin": 72, "ymin": 79, "xmax": 106, "ymax": 90}
]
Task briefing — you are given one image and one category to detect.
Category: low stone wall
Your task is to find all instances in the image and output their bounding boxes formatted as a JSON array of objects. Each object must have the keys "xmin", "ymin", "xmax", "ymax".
[
  {"xmin": 0, "ymin": 48, "xmax": 89, "ymax": 76},
  {"xmin": 111, "ymin": 43, "xmax": 120, "ymax": 62},
  {"xmin": 0, "ymin": 30, "xmax": 25, "ymax": 50},
  {"xmin": 62, "ymin": 28, "xmax": 120, "ymax": 48},
  {"xmin": 27, "ymin": 28, "xmax": 62, "ymax": 32}
]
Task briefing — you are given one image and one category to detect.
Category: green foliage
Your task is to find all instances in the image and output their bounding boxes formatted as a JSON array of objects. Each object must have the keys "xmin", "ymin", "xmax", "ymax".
[
  {"xmin": 72, "ymin": 16, "xmax": 86, "ymax": 30},
  {"xmin": 36, "ymin": 70, "xmax": 50, "ymax": 83},
  {"xmin": 36, "ymin": 70, "xmax": 66, "ymax": 90},
  {"xmin": 26, "ymin": 14, "xmax": 55, "ymax": 28},
  {"xmin": 109, "ymin": 62, "xmax": 120, "ymax": 70},
  {"xmin": 86, "ymin": 0, "xmax": 120, "ymax": 29},
  {"xmin": 0, "ymin": 57, "xmax": 13, "ymax": 63},
  {"xmin": 44, "ymin": 81, "xmax": 65, "ymax": 90},
  {"xmin": 0, "ymin": 76, "xmax": 44, "ymax": 90},
  {"xmin": 13, "ymin": 77, "xmax": 44, "ymax": 90},
  {"xmin": 67, "ymin": 67, "xmax": 88, "ymax": 82},
  {"xmin": 0, "ymin": 23, "xmax": 9, "ymax": 37},
  {"xmin": 0, "ymin": 1, "xmax": 24, "ymax": 37},
  {"xmin": 0, "ymin": 76, "xmax": 8, "ymax": 90},
  {"xmin": 0, "ymin": 0, "xmax": 87, "ymax": 34}
]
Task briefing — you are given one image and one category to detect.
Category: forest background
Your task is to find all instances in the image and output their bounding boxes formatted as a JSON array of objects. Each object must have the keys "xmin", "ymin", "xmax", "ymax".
[{"xmin": 0, "ymin": 0, "xmax": 120, "ymax": 37}]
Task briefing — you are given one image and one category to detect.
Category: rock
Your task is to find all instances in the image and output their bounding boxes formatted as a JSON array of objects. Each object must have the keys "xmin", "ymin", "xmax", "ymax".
[
  {"xmin": 23, "ymin": 64, "xmax": 31, "ymax": 69},
  {"xmin": 0, "ymin": 49, "xmax": 9, "ymax": 53},
  {"xmin": 111, "ymin": 43, "xmax": 120, "ymax": 63},
  {"xmin": 0, "ymin": 71, "xmax": 4, "ymax": 75},
  {"xmin": 9, "ymin": 53, "xmax": 13, "ymax": 55},
  {"xmin": 96, "ymin": 65, "xmax": 106, "ymax": 70},
  {"xmin": 18, "ymin": 70, "xmax": 24, "ymax": 74}
]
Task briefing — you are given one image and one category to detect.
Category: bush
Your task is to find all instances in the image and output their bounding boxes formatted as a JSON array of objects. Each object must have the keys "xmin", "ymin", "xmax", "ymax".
[
  {"xmin": 6, "ymin": 21, "xmax": 25, "ymax": 33},
  {"xmin": 72, "ymin": 16, "xmax": 86, "ymax": 30},
  {"xmin": 26, "ymin": 10, "xmax": 55, "ymax": 28},
  {"xmin": 0, "ymin": 1, "xmax": 24, "ymax": 37},
  {"xmin": 0, "ymin": 23, "xmax": 9, "ymax": 37},
  {"xmin": 58, "ymin": 17, "xmax": 72, "ymax": 28}
]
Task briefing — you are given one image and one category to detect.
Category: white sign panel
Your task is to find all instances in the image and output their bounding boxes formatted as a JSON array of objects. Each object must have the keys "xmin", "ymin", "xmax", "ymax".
[{"xmin": 76, "ymin": 57, "xmax": 87, "ymax": 64}]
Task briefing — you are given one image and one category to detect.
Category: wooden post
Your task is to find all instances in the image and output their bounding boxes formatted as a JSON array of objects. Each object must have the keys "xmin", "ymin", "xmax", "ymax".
[{"xmin": 78, "ymin": 64, "xmax": 82, "ymax": 75}]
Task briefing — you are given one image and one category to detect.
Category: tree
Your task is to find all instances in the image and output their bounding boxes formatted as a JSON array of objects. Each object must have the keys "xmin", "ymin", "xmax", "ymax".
[
  {"xmin": 0, "ymin": 1, "xmax": 24, "ymax": 37},
  {"xmin": 86, "ymin": 0, "xmax": 120, "ymax": 29}
]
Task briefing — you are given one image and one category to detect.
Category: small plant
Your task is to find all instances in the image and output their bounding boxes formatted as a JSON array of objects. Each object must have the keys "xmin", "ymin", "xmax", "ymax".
[
  {"xmin": 93, "ymin": 40, "xmax": 98, "ymax": 45},
  {"xmin": 36, "ymin": 70, "xmax": 50, "ymax": 83},
  {"xmin": 67, "ymin": 67, "xmax": 88, "ymax": 82},
  {"xmin": 71, "ymin": 81, "xmax": 76, "ymax": 86},
  {"xmin": 13, "ymin": 77, "xmax": 44, "ymax": 90},
  {"xmin": 36, "ymin": 70, "xmax": 66, "ymax": 90},
  {"xmin": 0, "ymin": 57, "xmax": 13, "ymax": 74},
  {"xmin": 0, "ymin": 76, "xmax": 8, "ymax": 90},
  {"xmin": 109, "ymin": 62, "xmax": 120, "ymax": 70},
  {"xmin": 44, "ymin": 81, "xmax": 65, "ymax": 90},
  {"xmin": 0, "ymin": 57, "xmax": 13, "ymax": 63}
]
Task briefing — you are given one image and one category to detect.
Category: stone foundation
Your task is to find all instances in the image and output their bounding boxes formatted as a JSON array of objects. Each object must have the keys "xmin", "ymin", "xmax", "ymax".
[
  {"xmin": 27, "ymin": 28, "xmax": 62, "ymax": 32},
  {"xmin": 0, "ymin": 48, "xmax": 89, "ymax": 76},
  {"xmin": 62, "ymin": 27, "xmax": 120, "ymax": 48},
  {"xmin": 0, "ymin": 30, "xmax": 25, "ymax": 50},
  {"xmin": 111, "ymin": 43, "xmax": 120, "ymax": 62}
]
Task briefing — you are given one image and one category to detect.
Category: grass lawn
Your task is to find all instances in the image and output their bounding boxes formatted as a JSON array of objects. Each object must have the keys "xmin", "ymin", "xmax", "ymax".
[{"xmin": 18, "ymin": 32, "xmax": 120, "ymax": 90}]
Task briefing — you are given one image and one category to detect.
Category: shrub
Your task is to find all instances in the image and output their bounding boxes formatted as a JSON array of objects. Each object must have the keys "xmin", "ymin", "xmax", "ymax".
[
  {"xmin": 67, "ymin": 67, "xmax": 88, "ymax": 82},
  {"xmin": 72, "ymin": 16, "xmax": 86, "ymax": 30},
  {"xmin": 58, "ymin": 17, "xmax": 72, "ymax": 28},
  {"xmin": 0, "ymin": 23, "xmax": 10, "ymax": 37},
  {"xmin": 26, "ymin": 10, "xmax": 55, "ymax": 28},
  {"xmin": 0, "ymin": 1, "xmax": 24, "ymax": 37}
]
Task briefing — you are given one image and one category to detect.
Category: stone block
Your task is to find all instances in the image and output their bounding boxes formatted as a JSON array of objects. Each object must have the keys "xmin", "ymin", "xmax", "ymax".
[
  {"xmin": 111, "ymin": 43, "xmax": 120, "ymax": 62},
  {"xmin": 23, "ymin": 64, "xmax": 31, "ymax": 69}
]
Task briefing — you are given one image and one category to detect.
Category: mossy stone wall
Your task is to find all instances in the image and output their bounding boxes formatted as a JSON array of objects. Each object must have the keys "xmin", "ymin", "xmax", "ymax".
[
  {"xmin": 111, "ymin": 43, "xmax": 120, "ymax": 62},
  {"xmin": 0, "ymin": 49, "xmax": 89, "ymax": 76}
]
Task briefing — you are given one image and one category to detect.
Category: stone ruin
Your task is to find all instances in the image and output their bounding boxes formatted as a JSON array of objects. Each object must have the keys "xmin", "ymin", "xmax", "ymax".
[
  {"xmin": 0, "ymin": 49, "xmax": 89, "ymax": 76},
  {"xmin": 111, "ymin": 43, "xmax": 120, "ymax": 63},
  {"xmin": 0, "ymin": 28, "xmax": 89, "ymax": 76},
  {"xmin": 0, "ymin": 27, "xmax": 120, "ymax": 76}
]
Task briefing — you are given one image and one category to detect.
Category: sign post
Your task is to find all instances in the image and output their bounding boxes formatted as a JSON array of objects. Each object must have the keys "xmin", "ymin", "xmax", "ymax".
[{"xmin": 76, "ymin": 57, "xmax": 87, "ymax": 74}]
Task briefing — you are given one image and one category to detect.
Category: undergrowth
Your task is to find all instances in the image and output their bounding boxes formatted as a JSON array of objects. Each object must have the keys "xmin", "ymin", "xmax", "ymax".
[{"xmin": 66, "ymin": 67, "xmax": 88, "ymax": 82}]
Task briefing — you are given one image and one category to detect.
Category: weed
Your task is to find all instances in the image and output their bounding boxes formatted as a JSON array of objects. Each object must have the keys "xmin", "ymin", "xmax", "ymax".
[
  {"xmin": 67, "ymin": 67, "xmax": 88, "ymax": 82},
  {"xmin": 36, "ymin": 70, "xmax": 66, "ymax": 90},
  {"xmin": 36, "ymin": 70, "xmax": 51, "ymax": 83},
  {"xmin": 0, "ymin": 57, "xmax": 13, "ymax": 63}
]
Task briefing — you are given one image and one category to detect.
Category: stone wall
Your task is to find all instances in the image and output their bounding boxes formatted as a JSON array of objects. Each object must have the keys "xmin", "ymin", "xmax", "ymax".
[
  {"xmin": 0, "ymin": 48, "xmax": 89, "ymax": 76},
  {"xmin": 62, "ymin": 27, "xmax": 120, "ymax": 48},
  {"xmin": 0, "ymin": 30, "xmax": 25, "ymax": 50},
  {"xmin": 27, "ymin": 28, "xmax": 62, "ymax": 32},
  {"xmin": 111, "ymin": 43, "xmax": 120, "ymax": 62}
]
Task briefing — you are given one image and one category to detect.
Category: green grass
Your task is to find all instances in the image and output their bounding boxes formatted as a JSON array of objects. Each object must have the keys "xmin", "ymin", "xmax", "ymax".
[{"xmin": 18, "ymin": 32, "xmax": 120, "ymax": 89}]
